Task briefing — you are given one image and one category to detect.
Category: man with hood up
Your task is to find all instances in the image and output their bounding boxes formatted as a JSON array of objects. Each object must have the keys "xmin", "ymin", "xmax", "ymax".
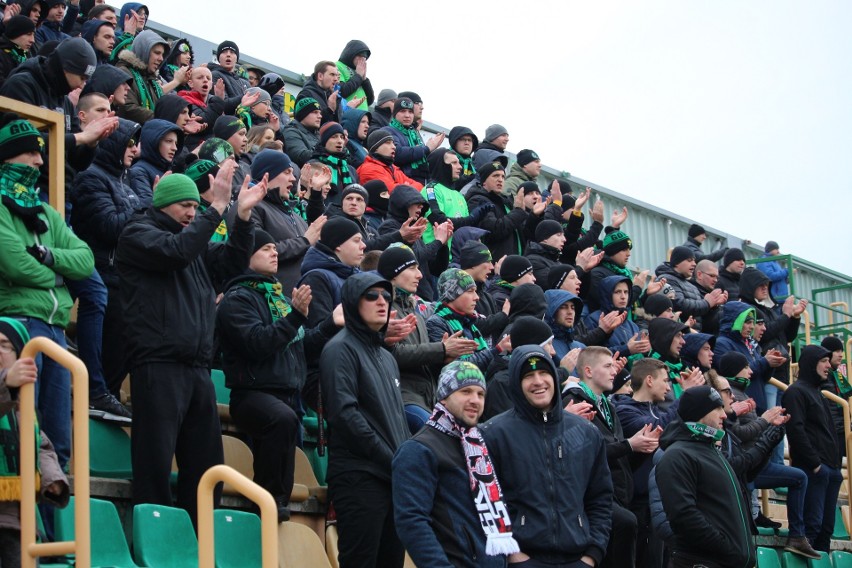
[
  {"xmin": 115, "ymin": 28, "xmax": 169, "ymax": 123},
  {"xmin": 80, "ymin": 63, "xmax": 132, "ymax": 109},
  {"xmin": 782, "ymin": 344, "xmax": 844, "ymax": 553},
  {"xmin": 584, "ymin": 275, "xmax": 650, "ymax": 360},
  {"xmin": 320, "ymin": 272, "xmax": 410, "ymax": 568},
  {"xmin": 544, "ymin": 288, "xmax": 586, "ymax": 360},
  {"xmin": 335, "ymin": 39, "xmax": 374, "ymax": 111},
  {"xmin": 680, "ymin": 332, "xmax": 715, "ymax": 373},
  {"xmin": 80, "ymin": 18, "xmax": 113, "ymax": 66},
  {"xmin": 340, "ymin": 107, "xmax": 370, "ymax": 168},
  {"xmin": 481, "ymin": 345, "xmax": 613, "ymax": 567},
  {"xmin": 128, "ymin": 118, "xmax": 181, "ymax": 198},
  {"xmin": 448, "ymin": 125, "xmax": 477, "ymax": 189},
  {"xmin": 647, "ymin": 317, "xmax": 691, "ymax": 398}
]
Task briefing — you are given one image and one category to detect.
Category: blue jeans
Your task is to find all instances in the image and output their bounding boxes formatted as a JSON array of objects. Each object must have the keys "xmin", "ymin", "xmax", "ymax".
[
  {"xmin": 404, "ymin": 404, "xmax": 431, "ymax": 435},
  {"xmin": 753, "ymin": 461, "xmax": 807, "ymax": 536},
  {"xmin": 763, "ymin": 383, "xmax": 785, "ymax": 464},
  {"xmin": 804, "ymin": 464, "xmax": 843, "ymax": 551},
  {"xmin": 66, "ymin": 271, "xmax": 109, "ymax": 399}
]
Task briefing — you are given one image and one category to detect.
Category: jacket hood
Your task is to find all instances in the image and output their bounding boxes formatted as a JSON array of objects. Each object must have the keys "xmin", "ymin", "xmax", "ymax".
[
  {"xmin": 797, "ymin": 344, "xmax": 832, "ymax": 386},
  {"xmin": 338, "ymin": 39, "xmax": 370, "ymax": 69},
  {"xmin": 118, "ymin": 2, "xmax": 147, "ymax": 31},
  {"xmin": 427, "ymin": 148, "xmax": 455, "ymax": 187},
  {"xmin": 81, "ymin": 64, "xmax": 131, "ymax": 97},
  {"xmin": 388, "ymin": 184, "xmax": 426, "ymax": 222},
  {"xmin": 448, "ymin": 126, "xmax": 478, "ymax": 153},
  {"xmin": 507, "ymin": 283, "xmax": 547, "ymax": 322},
  {"xmin": 648, "ymin": 317, "xmax": 689, "ymax": 361},
  {"xmin": 300, "ymin": 244, "xmax": 359, "ymax": 280},
  {"xmin": 545, "ymin": 289, "xmax": 583, "ymax": 326},
  {"xmin": 163, "ymin": 38, "xmax": 193, "ymax": 68},
  {"xmin": 138, "ymin": 118, "xmax": 181, "ymax": 169},
  {"xmin": 597, "ymin": 275, "xmax": 632, "ymax": 313},
  {"xmin": 341, "ymin": 271, "xmax": 391, "ymax": 340},
  {"xmin": 659, "ymin": 418, "xmax": 692, "ymax": 449},
  {"xmin": 94, "ymin": 117, "xmax": 141, "ymax": 173},
  {"xmin": 129, "ymin": 29, "xmax": 168, "ymax": 67},
  {"xmin": 341, "ymin": 108, "xmax": 369, "ymax": 141},
  {"xmin": 449, "ymin": 226, "xmax": 489, "ymax": 266},
  {"xmin": 11, "ymin": 55, "xmax": 71, "ymax": 97},
  {"xmin": 738, "ymin": 267, "xmax": 770, "ymax": 304},
  {"xmin": 681, "ymin": 332, "xmax": 715, "ymax": 370},
  {"xmin": 473, "ymin": 149, "xmax": 508, "ymax": 172},
  {"xmin": 81, "ymin": 19, "xmax": 112, "ymax": 44},
  {"xmin": 508, "ymin": 345, "xmax": 563, "ymax": 422},
  {"xmin": 719, "ymin": 301, "xmax": 757, "ymax": 336},
  {"xmin": 153, "ymin": 93, "xmax": 189, "ymax": 124}
]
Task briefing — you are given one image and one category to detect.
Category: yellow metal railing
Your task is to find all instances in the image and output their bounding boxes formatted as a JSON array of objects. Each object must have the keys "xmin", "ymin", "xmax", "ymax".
[
  {"xmin": 19, "ymin": 337, "xmax": 90, "ymax": 568},
  {"xmin": 829, "ymin": 303, "xmax": 850, "ymax": 327},
  {"xmin": 197, "ymin": 465, "xmax": 278, "ymax": 568}
]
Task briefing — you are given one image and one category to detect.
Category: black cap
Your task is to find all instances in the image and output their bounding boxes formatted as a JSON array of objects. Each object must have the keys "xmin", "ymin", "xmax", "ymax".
[
  {"xmin": 718, "ymin": 352, "xmax": 750, "ymax": 379},
  {"xmin": 217, "ymin": 40, "xmax": 239, "ymax": 60},
  {"xmin": 377, "ymin": 244, "xmax": 418, "ymax": 280},
  {"xmin": 516, "ymin": 149, "xmax": 540, "ymax": 167},
  {"xmin": 252, "ymin": 229, "xmax": 276, "ymax": 254},
  {"xmin": 688, "ymin": 223, "xmax": 705, "ymax": 238},
  {"xmin": 670, "ymin": 246, "xmax": 695, "ymax": 267},
  {"xmin": 642, "ymin": 294, "xmax": 672, "ymax": 317},
  {"xmin": 4, "ymin": 15, "xmax": 35, "ymax": 39},
  {"xmin": 547, "ymin": 264, "xmax": 576, "ymax": 290},
  {"xmin": 366, "ymin": 128, "xmax": 394, "ymax": 153},
  {"xmin": 723, "ymin": 248, "xmax": 746, "ymax": 267},
  {"xmin": 319, "ymin": 217, "xmax": 361, "ymax": 250},
  {"xmin": 677, "ymin": 385, "xmax": 724, "ymax": 422},
  {"xmin": 509, "ymin": 316, "xmax": 554, "ymax": 349},
  {"xmin": 535, "ymin": 220, "xmax": 563, "ymax": 243},
  {"xmin": 54, "ymin": 37, "xmax": 97, "ymax": 79},
  {"xmin": 393, "ymin": 97, "xmax": 414, "ymax": 116},
  {"xmin": 500, "ymin": 255, "xmax": 533, "ymax": 283},
  {"xmin": 459, "ymin": 241, "xmax": 492, "ymax": 270},
  {"xmin": 397, "ymin": 90, "xmax": 422, "ymax": 104}
]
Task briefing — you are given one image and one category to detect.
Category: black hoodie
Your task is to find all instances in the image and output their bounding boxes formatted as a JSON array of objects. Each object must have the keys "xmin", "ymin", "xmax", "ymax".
[
  {"xmin": 336, "ymin": 39, "xmax": 374, "ymax": 106},
  {"xmin": 319, "ymin": 272, "xmax": 409, "ymax": 482}
]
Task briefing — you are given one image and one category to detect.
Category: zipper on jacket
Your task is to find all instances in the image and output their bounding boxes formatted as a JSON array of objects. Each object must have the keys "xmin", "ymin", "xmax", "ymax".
[
  {"xmin": 520, "ymin": 515, "xmax": 525, "ymax": 526},
  {"xmin": 578, "ymin": 515, "xmax": 583, "ymax": 528},
  {"xmin": 715, "ymin": 446, "xmax": 752, "ymax": 567}
]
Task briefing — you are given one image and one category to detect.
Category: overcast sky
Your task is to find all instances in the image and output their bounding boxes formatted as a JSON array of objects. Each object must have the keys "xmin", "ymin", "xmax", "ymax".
[{"xmin": 144, "ymin": 0, "xmax": 852, "ymax": 275}]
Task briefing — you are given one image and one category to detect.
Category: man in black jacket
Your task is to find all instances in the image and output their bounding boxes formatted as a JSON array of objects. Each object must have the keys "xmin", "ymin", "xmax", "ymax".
[
  {"xmin": 782, "ymin": 345, "xmax": 843, "ymax": 552},
  {"xmin": 297, "ymin": 60, "xmax": 343, "ymax": 125},
  {"xmin": 320, "ymin": 272, "xmax": 410, "ymax": 568},
  {"xmin": 716, "ymin": 247, "xmax": 746, "ymax": 301},
  {"xmin": 457, "ymin": 239, "xmax": 509, "ymax": 344},
  {"xmin": 116, "ymin": 161, "xmax": 267, "ymax": 521}
]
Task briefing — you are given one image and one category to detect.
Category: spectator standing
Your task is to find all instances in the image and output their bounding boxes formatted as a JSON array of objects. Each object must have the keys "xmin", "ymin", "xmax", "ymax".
[{"xmin": 681, "ymin": 223, "xmax": 727, "ymax": 263}]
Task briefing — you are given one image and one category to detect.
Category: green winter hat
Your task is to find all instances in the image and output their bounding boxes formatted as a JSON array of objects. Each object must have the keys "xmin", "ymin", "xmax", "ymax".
[
  {"xmin": 294, "ymin": 97, "xmax": 321, "ymax": 122},
  {"xmin": 198, "ymin": 137, "xmax": 234, "ymax": 165},
  {"xmin": 602, "ymin": 228, "xmax": 632, "ymax": 256},
  {"xmin": 0, "ymin": 317, "xmax": 30, "ymax": 356},
  {"xmin": 184, "ymin": 159, "xmax": 219, "ymax": 192},
  {"xmin": 438, "ymin": 268, "xmax": 477, "ymax": 303},
  {"xmin": 0, "ymin": 115, "xmax": 44, "ymax": 162},
  {"xmin": 152, "ymin": 174, "xmax": 200, "ymax": 209},
  {"xmin": 731, "ymin": 307, "xmax": 757, "ymax": 334}
]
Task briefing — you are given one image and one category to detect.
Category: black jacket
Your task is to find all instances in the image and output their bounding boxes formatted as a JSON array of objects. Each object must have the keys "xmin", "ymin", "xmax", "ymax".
[
  {"xmin": 525, "ymin": 241, "xmax": 561, "ymax": 289},
  {"xmin": 297, "ymin": 77, "xmax": 340, "ymax": 125},
  {"xmin": 655, "ymin": 420, "xmax": 756, "ymax": 568},
  {"xmin": 297, "ymin": 243, "xmax": 359, "ymax": 328},
  {"xmin": 116, "ymin": 206, "xmax": 253, "ymax": 368},
  {"xmin": 682, "ymin": 236, "xmax": 727, "ymax": 263},
  {"xmin": 716, "ymin": 269, "xmax": 741, "ymax": 302},
  {"xmin": 688, "ymin": 277, "xmax": 723, "ymax": 335},
  {"xmin": 208, "ymin": 62, "xmax": 249, "ymax": 99},
  {"xmin": 654, "ymin": 262, "xmax": 713, "ymax": 322},
  {"xmin": 465, "ymin": 186, "xmax": 529, "ymax": 261},
  {"xmin": 336, "ymin": 40, "xmax": 374, "ymax": 106},
  {"xmin": 0, "ymin": 37, "xmax": 31, "ymax": 86},
  {"xmin": 320, "ymin": 272, "xmax": 409, "ymax": 482}
]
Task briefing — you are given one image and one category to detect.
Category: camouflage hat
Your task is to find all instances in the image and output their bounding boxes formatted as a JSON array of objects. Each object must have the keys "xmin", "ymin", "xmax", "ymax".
[
  {"xmin": 198, "ymin": 137, "xmax": 234, "ymax": 164},
  {"xmin": 438, "ymin": 268, "xmax": 476, "ymax": 303},
  {"xmin": 436, "ymin": 361, "xmax": 486, "ymax": 401}
]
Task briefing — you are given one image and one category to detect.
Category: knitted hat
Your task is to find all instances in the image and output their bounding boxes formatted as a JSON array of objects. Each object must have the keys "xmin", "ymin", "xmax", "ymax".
[
  {"xmin": 0, "ymin": 114, "xmax": 44, "ymax": 161},
  {"xmin": 723, "ymin": 247, "xmax": 745, "ymax": 267},
  {"xmin": 55, "ymin": 37, "xmax": 97, "ymax": 79},
  {"xmin": 516, "ymin": 149, "xmax": 540, "ymax": 167},
  {"xmin": 216, "ymin": 40, "xmax": 239, "ymax": 60},
  {"xmin": 376, "ymin": 88, "xmax": 396, "ymax": 106},
  {"xmin": 213, "ymin": 115, "xmax": 245, "ymax": 140},
  {"xmin": 821, "ymin": 336, "xmax": 844, "ymax": 354},
  {"xmin": 602, "ymin": 228, "xmax": 632, "ymax": 256},
  {"xmin": 364, "ymin": 179, "xmax": 389, "ymax": 215},
  {"xmin": 611, "ymin": 370, "xmax": 632, "ymax": 394},
  {"xmin": 642, "ymin": 293, "xmax": 673, "ymax": 317},
  {"xmin": 252, "ymin": 229, "xmax": 276, "ymax": 254},
  {"xmin": 484, "ymin": 124, "xmax": 508, "ymax": 142},
  {"xmin": 319, "ymin": 217, "xmax": 361, "ymax": 250},
  {"xmin": 366, "ymin": 127, "xmax": 394, "ymax": 153},
  {"xmin": 547, "ymin": 264, "xmax": 576, "ymax": 290},
  {"xmin": 535, "ymin": 220, "xmax": 563, "ymax": 243},
  {"xmin": 518, "ymin": 350, "xmax": 553, "ymax": 380},
  {"xmin": 184, "ymin": 158, "xmax": 218, "ymax": 192},
  {"xmin": 436, "ymin": 361, "xmax": 486, "ymax": 401},
  {"xmin": 518, "ymin": 181, "xmax": 541, "ymax": 196},
  {"xmin": 251, "ymin": 149, "xmax": 292, "ymax": 181},
  {"xmin": 459, "ymin": 241, "xmax": 493, "ymax": 269},
  {"xmin": 4, "ymin": 15, "xmax": 35, "ymax": 39},
  {"xmin": 393, "ymin": 97, "xmax": 414, "ymax": 116},
  {"xmin": 765, "ymin": 241, "xmax": 780, "ymax": 254},
  {"xmin": 500, "ymin": 255, "xmax": 533, "ymax": 283},
  {"xmin": 258, "ymin": 72, "xmax": 284, "ymax": 98},
  {"xmin": 152, "ymin": 174, "xmax": 199, "ymax": 209},
  {"xmin": 319, "ymin": 122, "xmax": 345, "ymax": 147},
  {"xmin": 477, "ymin": 160, "xmax": 505, "ymax": 183},
  {"xmin": 245, "ymin": 86, "xmax": 271, "ymax": 107},
  {"xmin": 718, "ymin": 352, "xmax": 750, "ymax": 379},
  {"xmin": 677, "ymin": 385, "xmax": 724, "ymax": 422},
  {"xmin": 438, "ymin": 268, "xmax": 476, "ymax": 303},
  {"xmin": 0, "ymin": 317, "xmax": 30, "ymax": 356},
  {"xmin": 377, "ymin": 244, "xmax": 418, "ymax": 280},
  {"xmin": 294, "ymin": 97, "xmax": 321, "ymax": 122},
  {"xmin": 670, "ymin": 246, "xmax": 695, "ymax": 267},
  {"xmin": 341, "ymin": 183, "xmax": 368, "ymax": 201},
  {"xmin": 688, "ymin": 224, "xmax": 705, "ymax": 239},
  {"xmin": 509, "ymin": 316, "xmax": 553, "ymax": 349},
  {"xmin": 397, "ymin": 91, "xmax": 422, "ymax": 104},
  {"xmin": 198, "ymin": 138, "xmax": 234, "ymax": 164}
]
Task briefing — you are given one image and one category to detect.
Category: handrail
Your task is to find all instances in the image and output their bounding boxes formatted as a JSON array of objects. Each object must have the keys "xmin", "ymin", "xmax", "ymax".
[
  {"xmin": 829, "ymin": 302, "xmax": 850, "ymax": 327},
  {"xmin": 197, "ymin": 465, "xmax": 278, "ymax": 568},
  {"xmin": 801, "ymin": 310, "xmax": 811, "ymax": 345},
  {"xmin": 19, "ymin": 337, "xmax": 90, "ymax": 568},
  {"xmin": 821, "ymin": 391, "xmax": 852, "ymax": 503}
]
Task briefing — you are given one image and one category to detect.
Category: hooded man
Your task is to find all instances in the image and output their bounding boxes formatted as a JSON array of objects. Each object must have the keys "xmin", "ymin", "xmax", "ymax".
[
  {"xmin": 80, "ymin": 18, "xmax": 114, "ymax": 66},
  {"xmin": 587, "ymin": 227, "xmax": 643, "ymax": 313},
  {"xmin": 584, "ymin": 275, "xmax": 649, "ymax": 359},
  {"xmin": 680, "ymin": 332, "xmax": 715, "ymax": 373},
  {"xmin": 448, "ymin": 125, "xmax": 477, "ymax": 189},
  {"xmin": 356, "ymin": 127, "xmax": 423, "ymax": 191},
  {"xmin": 335, "ymin": 39, "xmax": 374, "ymax": 111},
  {"xmin": 128, "ymin": 118, "xmax": 181, "ymax": 197},
  {"xmin": 647, "ymin": 317, "xmax": 690, "ymax": 398},
  {"xmin": 340, "ymin": 107, "xmax": 370, "ymax": 168},
  {"xmin": 821, "ymin": 336, "xmax": 851, "ymax": 449},
  {"xmin": 393, "ymin": 361, "xmax": 520, "ymax": 567},
  {"xmin": 115, "ymin": 29, "xmax": 169, "ymax": 123},
  {"xmin": 481, "ymin": 345, "xmax": 613, "ymax": 567},
  {"xmin": 544, "ymin": 289, "xmax": 586, "ymax": 360},
  {"xmin": 320, "ymin": 272, "xmax": 410, "ymax": 568},
  {"xmin": 80, "ymin": 63, "xmax": 132, "ymax": 109}
]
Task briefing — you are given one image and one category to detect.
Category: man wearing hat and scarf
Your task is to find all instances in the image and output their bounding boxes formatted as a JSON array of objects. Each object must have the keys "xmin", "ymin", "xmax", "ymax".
[
  {"xmin": 116, "ymin": 162, "xmax": 267, "ymax": 521},
  {"xmin": 655, "ymin": 385, "xmax": 756, "ymax": 568},
  {"xmin": 212, "ymin": 114, "xmax": 250, "ymax": 192},
  {"xmin": 655, "ymin": 245, "xmax": 728, "ymax": 329},
  {"xmin": 283, "ymin": 97, "xmax": 323, "ymax": 167},
  {"xmin": 488, "ymin": 255, "xmax": 536, "ymax": 312},
  {"xmin": 309, "ymin": 121, "xmax": 359, "ymax": 204},
  {"xmin": 447, "ymin": 125, "xmax": 478, "ymax": 188},
  {"xmin": 681, "ymin": 223, "xmax": 727, "ymax": 263},
  {"xmin": 393, "ymin": 360, "xmax": 520, "ymax": 567},
  {"xmin": 456, "ymin": 239, "xmax": 510, "ymax": 343},
  {"xmin": 216, "ymin": 229, "xmax": 342, "ymax": 522},
  {"xmin": 387, "ymin": 96, "xmax": 444, "ymax": 185},
  {"xmin": 716, "ymin": 247, "xmax": 747, "ymax": 301},
  {"xmin": 321, "ymin": 182, "xmax": 413, "ymax": 253},
  {"xmin": 503, "ymin": 148, "xmax": 542, "ymax": 198},
  {"xmin": 0, "ymin": 15, "xmax": 35, "ymax": 84},
  {"xmin": 356, "ymin": 127, "xmax": 423, "ymax": 191},
  {"xmin": 208, "ymin": 40, "xmax": 249, "ymax": 99}
]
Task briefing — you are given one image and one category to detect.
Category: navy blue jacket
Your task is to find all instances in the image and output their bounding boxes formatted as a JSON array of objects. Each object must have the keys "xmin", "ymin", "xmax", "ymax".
[
  {"xmin": 129, "ymin": 119, "xmax": 181, "ymax": 197},
  {"xmin": 297, "ymin": 243, "xmax": 359, "ymax": 328},
  {"xmin": 713, "ymin": 302, "xmax": 771, "ymax": 411},
  {"xmin": 584, "ymin": 275, "xmax": 640, "ymax": 357},
  {"xmin": 545, "ymin": 289, "xmax": 586, "ymax": 360}
]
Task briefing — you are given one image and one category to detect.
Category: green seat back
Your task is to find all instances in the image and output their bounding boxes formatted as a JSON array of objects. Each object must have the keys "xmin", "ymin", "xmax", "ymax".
[
  {"xmin": 89, "ymin": 419, "xmax": 132, "ymax": 479},
  {"xmin": 133, "ymin": 504, "xmax": 199, "ymax": 568},
  {"xmin": 834, "ymin": 506, "xmax": 850, "ymax": 540},
  {"xmin": 808, "ymin": 551, "xmax": 832, "ymax": 568},
  {"xmin": 831, "ymin": 551, "xmax": 852, "ymax": 568},
  {"xmin": 55, "ymin": 497, "xmax": 139, "ymax": 568},
  {"xmin": 756, "ymin": 547, "xmax": 782, "ymax": 568},
  {"xmin": 210, "ymin": 369, "xmax": 230, "ymax": 405},
  {"xmin": 781, "ymin": 551, "xmax": 809, "ymax": 568},
  {"xmin": 213, "ymin": 509, "xmax": 261, "ymax": 568}
]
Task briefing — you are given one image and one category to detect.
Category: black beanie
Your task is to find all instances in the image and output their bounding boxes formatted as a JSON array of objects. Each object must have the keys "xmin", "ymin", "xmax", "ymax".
[
  {"xmin": 611, "ymin": 370, "xmax": 632, "ymax": 394},
  {"xmin": 377, "ymin": 244, "xmax": 418, "ymax": 280},
  {"xmin": 718, "ymin": 352, "xmax": 750, "ymax": 379},
  {"xmin": 516, "ymin": 149, "xmax": 540, "ymax": 167},
  {"xmin": 500, "ymin": 255, "xmax": 533, "ymax": 283},
  {"xmin": 821, "ymin": 336, "xmax": 844, "ymax": 354},
  {"xmin": 547, "ymin": 264, "xmax": 576, "ymax": 290},
  {"xmin": 0, "ymin": 113, "xmax": 43, "ymax": 161},
  {"xmin": 509, "ymin": 316, "xmax": 554, "ymax": 349},
  {"xmin": 213, "ymin": 115, "xmax": 244, "ymax": 140},
  {"xmin": 319, "ymin": 217, "xmax": 361, "ymax": 250},
  {"xmin": 216, "ymin": 40, "xmax": 239, "ymax": 60},
  {"xmin": 393, "ymin": 97, "xmax": 414, "ymax": 116},
  {"xmin": 319, "ymin": 122, "xmax": 345, "ymax": 147},
  {"xmin": 252, "ymin": 229, "xmax": 276, "ymax": 254},
  {"xmin": 519, "ymin": 181, "xmax": 541, "ymax": 196},
  {"xmin": 535, "ymin": 220, "xmax": 563, "ymax": 243},
  {"xmin": 459, "ymin": 241, "xmax": 493, "ymax": 270},
  {"xmin": 54, "ymin": 37, "xmax": 97, "ymax": 79},
  {"xmin": 364, "ymin": 179, "xmax": 389, "ymax": 215},
  {"xmin": 670, "ymin": 246, "xmax": 695, "ymax": 267},
  {"xmin": 643, "ymin": 293, "xmax": 673, "ymax": 317},
  {"xmin": 341, "ymin": 183, "xmax": 368, "ymax": 201},
  {"xmin": 397, "ymin": 90, "xmax": 421, "ymax": 104},
  {"xmin": 723, "ymin": 248, "xmax": 746, "ymax": 267},
  {"xmin": 4, "ymin": 15, "xmax": 35, "ymax": 39},
  {"xmin": 294, "ymin": 97, "xmax": 321, "ymax": 123},
  {"xmin": 688, "ymin": 224, "xmax": 705, "ymax": 239},
  {"xmin": 677, "ymin": 385, "xmax": 724, "ymax": 422},
  {"xmin": 477, "ymin": 160, "xmax": 505, "ymax": 184}
]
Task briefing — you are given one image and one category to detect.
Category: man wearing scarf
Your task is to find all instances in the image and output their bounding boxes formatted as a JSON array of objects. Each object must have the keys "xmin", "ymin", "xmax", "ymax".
[
  {"xmin": 115, "ymin": 29, "xmax": 169, "ymax": 123},
  {"xmin": 393, "ymin": 361, "xmax": 519, "ymax": 567},
  {"xmin": 387, "ymin": 97, "xmax": 443, "ymax": 185},
  {"xmin": 309, "ymin": 121, "xmax": 358, "ymax": 205}
]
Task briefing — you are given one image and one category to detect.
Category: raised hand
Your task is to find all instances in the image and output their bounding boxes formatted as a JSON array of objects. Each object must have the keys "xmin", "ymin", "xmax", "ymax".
[
  {"xmin": 290, "ymin": 284, "xmax": 312, "ymax": 317},
  {"xmin": 236, "ymin": 172, "xmax": 268, "ymax": 219}
]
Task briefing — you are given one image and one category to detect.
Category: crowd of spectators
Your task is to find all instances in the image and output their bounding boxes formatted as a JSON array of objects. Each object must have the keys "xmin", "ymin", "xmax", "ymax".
[{"xmin": 0, "ymin": 3, "xmax": 849, "ymax": 567}]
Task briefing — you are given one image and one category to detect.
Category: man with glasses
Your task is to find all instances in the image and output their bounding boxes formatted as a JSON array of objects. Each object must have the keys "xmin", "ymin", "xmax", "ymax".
[
  {"xmin": 320, "ymin": 272, "xmax": 409, "ymax": 567},
  {"xmin": 690, "ymin": 258, "xmax": 726, "ymax": 334}
]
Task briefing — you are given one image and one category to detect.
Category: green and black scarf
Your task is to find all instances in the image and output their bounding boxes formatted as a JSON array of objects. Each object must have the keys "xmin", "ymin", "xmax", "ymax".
[
  {"xmin": 0, "ymin": 163, "xmax": 46, "ymax": 233},
  {"xmin": 577, "ymin": 381, "xmax": 614, "ymax": 430},
  {"xmin": 650, "ymin": 350, "xmax": 685, "ymax": 398},
  {"xmin": 601, "ymin": 259, "xmax": 633, "ymax": 280},
  {"xmin": 198, "ymin": 202, "xmax": 228, "ymax": 242},
  {"xmin": 0, "ymin": 409, "xmax": 40, "ymax": 500},
  {"xmin": 238, "ymin": 279, "xmax": 305, "ymax": 348},
  {"xmin": 389, "ymin": 118, "xmax": 427, "ymax": 173},
  {"xmin": 128, "ymin": 67, "xmax": 163, "ymax": 111},
  {"xmin": 318, "ymin": 154, "xmax": 353, "ymax": 188},
  {"xmin": 434, "ymin": 304, "xmax": 488, "ymax": 354}
]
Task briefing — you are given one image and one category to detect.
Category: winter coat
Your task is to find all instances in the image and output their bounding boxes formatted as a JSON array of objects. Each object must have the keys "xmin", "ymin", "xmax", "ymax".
[
  {"xmin": 128, "ymin": 119, "xmax": 181, "ymax": 198},
  {"xmin": 501, "ymin": 161, "xmax": 537, "ymax": 198},
  {"xmin": 426, "ymin": 307, "xmax": 500, "ymax": 375},
  {"xmin": 340, "ymin": 108, "xmax": 368, "ymax": 168},
  {"xmin": 336, "ymin": 40, "xmax": 374, "ymax": 110},
  {"xmin": 481, "ymin": 346, "xmax": 613, "ymax": 565},
  {"xmin": 249, "ymin": 191, "xmax": 310, "ymax": 294},
  {"xmin": 369, "ymin": 105, "xmax": 391, "ymax": 131},
  {"xmin": 297, "ymin": 243, "xmax": 359, "ymax": 328},
  {"xmin": 33, "ymin": 4, "xmax": 78, "ymax": 48},
  {"xmin": 759, "ymin": 253, "xmax": 789, "ymax": 300},
  {"xmin": 716, "ymin": 268, "xmax": 741, "ymax": 302},
  {"xmin": 689, "ymin": 277, "xmax": 723, "ymax": 335},
  {"xmin": 116, "ymin": 206, "xmax": 253, "ymax": 367},
  {"xmin": 465, "ymin": 186, "xmax": 528, "ymax": 261},
  {"xmin": 680, "ymin": 332, "xmax": 715, "ymax": 372},
  {"xmin": 654, "ymin": 262, "xmax": 713, "ymax": 322},
  {"xmin": 682, "ymin": 236, "xmax": 726, "ymax": 263},
  {"xmin": 207, "ymin": 62, "xmax": 249, "ymax": 99},
  {"xmin": 388, "ymin": 122, "xmax": 430, "ymax": 184},
  {"xmin": 587, "ymin": 258, "xmax": 642, "ymax": 314},
  {"xmin": 0, "ymin": 37, "xmax": 31, "ymax": 86},
  {"xmin": 70, "ymin": 118, "xmax": 146, "ymax": 288},
  {"xmin": 392, "ymin": 425, "xmax": 507, "ymax": 568},
  {"xmin": 474, "ymin": 280, "xmax": 508, "ymax": 345},
  {"xmin": 545, "ymin": 289, "xmax": 586, "ymax": 360},
  {"xmin": 782, "ymin": 345, "xmax": 842, "ymax": 471},
  {"xmin": 320, "ymin": 272, "xmax": 410, "ymax": 482},
  {"xmin": 389, "ymin": 290, "xmax": 444, "ymax": 411},
  {"xmin": 654, "ymin": 420, "xmax": 756, "ymax": 568},
  {"xmin": 356, "ymin": 154, "xmax": 422, "ymax": 192},
  {"xmin": 713, "ymin": 302, "xmax": 772, "ymax": 411},
  {"xmin": 526, "ymin": 241, "xmax": 561, "ymax": 288},
  {"xmin": 296, "ymin": 77, "xmax": 340, "ymax": 125},
  {"xmin": 281, "ymin": 119, "xmax": 319, "ymax": 167},
  {"xmin": 115, "ymin": 30, "xmax": 168, "ymax": 123},
  {"xmin": 584, "ymin": 275, "xmax": 640, "ymax": 357}
]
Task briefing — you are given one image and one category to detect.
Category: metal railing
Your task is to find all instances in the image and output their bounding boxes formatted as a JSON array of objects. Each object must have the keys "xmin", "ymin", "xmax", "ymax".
[
  {"xmin": 197, "ymin": 465, "xmax": 278, "ymax": 568},
  {"xmin": 19, "ymin": 337, "xmax": 90, "ymax": 568}
]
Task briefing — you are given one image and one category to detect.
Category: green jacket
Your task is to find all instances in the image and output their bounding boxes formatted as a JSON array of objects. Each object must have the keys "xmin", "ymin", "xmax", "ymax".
[
  {"xmin": 336, "ymin": 62, "xmax": 369, "ymax": 111},
  {"xmin": 502, "ymin": 161, "xmax": 538, "ymax": 198},
  {"xmin": 421, "ymin": 182, "xmax": 469, "ymax": 245},
  {"xmin": 0, "ymin": 202, "xmax": 94, "ymax": 328}
]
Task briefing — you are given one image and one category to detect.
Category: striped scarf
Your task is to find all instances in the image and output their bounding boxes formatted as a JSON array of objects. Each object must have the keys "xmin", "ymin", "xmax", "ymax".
[
  {"xmin": 435, "ymin": 304, "xmax": 488, "ymax": 353},
  {"xmin": 577, "ymin": 381, "xmax": 614, "ymax": 430},
  {"xmin": 128, "ymin": 67, "xmax": 163, "ymax": 110},
  {"xmin": 237, "ymin": 279, "xmax": 305, "ymax": 349},
  {"xmin": 389, "ymin": 118, "xmax": 427, "ymax": 172},
  {"xmin": 454, "ymin": 151, "xmax": 476, "ymax": 176},
  {"xmin": 319, "ymin": 153, "xmax": 353, "ymax": 188},
  {"xmin": 198, "ymin": 203, "xmax": 228, "ymax": 242},
  {"xmin": 650, "ymin": 350, "xmax": 685, "ymax": 398},
  {"xmin": 0, "ymin": 409, "xmax": 41, "ymax": 500}
]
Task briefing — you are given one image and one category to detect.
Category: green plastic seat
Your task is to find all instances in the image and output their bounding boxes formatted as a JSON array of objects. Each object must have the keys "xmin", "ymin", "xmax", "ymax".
[
  {"xmin": 55, "ymin": 497, "xmax": 139, "ymax": 568},
  {"xmin": 89, "ymin": 418, "xmax": 132, "ymax": 479},
  {"xmin": 830, "ymin": 550, "xmax": 852, "ymax": 568},
  {"xmin": 133, "ymin": 504, "xmax": 199, "ymax": 568},
  {"xmin": 302, "ymin": 408, "xmax": 328, "ymax": 485},
  {"xmin": 757, "ymin": 547, "xmax": 782, "ymax": 568},
  {"xmin": 213, "ymin": 509, "xmax": 261, "ymax": 568},
  {"xmin": 834, "ymin": 506, "xmax": 850, "ymax": 540},
  {"xmin": 210, "ymin": 369, "xmax": 230, "ymax": 405},
  {"xmin": 808, "ymin": 551, "xmax": 832, "ymax": 568},
  {"xmin": 781, "ymin": 551, "xmax": 809, "ymax": 568},
  {"xmin": 758, "ymin": 526, "xmax": 776, "ymax": 536}
]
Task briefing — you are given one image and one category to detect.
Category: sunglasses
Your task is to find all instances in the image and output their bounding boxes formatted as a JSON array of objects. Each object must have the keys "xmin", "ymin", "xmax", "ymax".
[
  {"xmin": 719, "ymin": 388, "xmax": 733, "ymax": 396},
  {"xmin": 363, "ymin": 290, "xmax": 392, "ymax": 303},
  {"xmin": 127, "ymin": 138, "xmax": 138, "ymax": 148}
]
